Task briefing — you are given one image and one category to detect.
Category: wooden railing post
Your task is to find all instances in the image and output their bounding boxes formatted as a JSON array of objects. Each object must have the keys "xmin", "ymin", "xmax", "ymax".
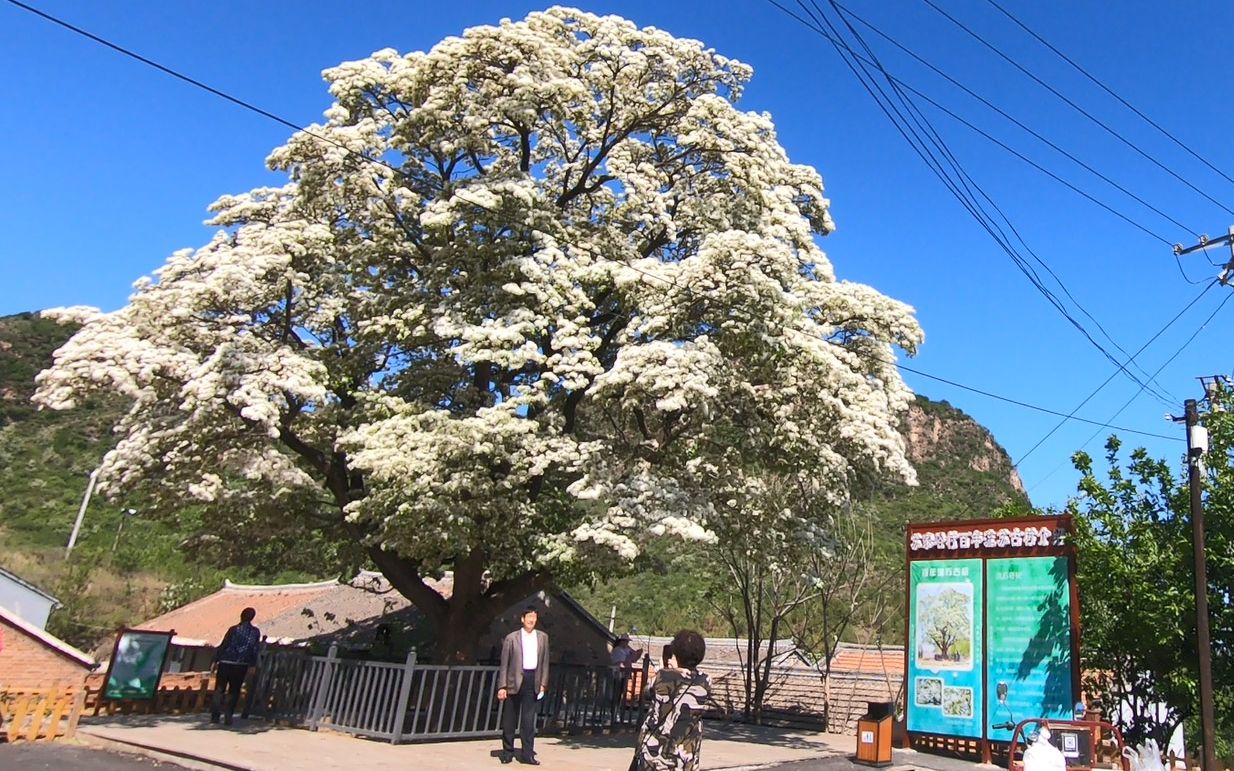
[{"xmin": 390, "ymin": 649, "xmax": 417, "ymax": 744}]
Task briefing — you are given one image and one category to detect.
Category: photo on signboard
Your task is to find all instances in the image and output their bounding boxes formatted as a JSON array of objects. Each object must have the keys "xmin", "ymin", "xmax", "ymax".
[
  {"xmin": 942, "ymin": 686, "xmax": 974, "ymax": 718},
  {"xmin": 103, "ymin": 629, "xmax": 173, "ymax": 701},
  {"xmin": 915, "ymin": 676, "xmax": 943, "ymax": 707},
  {"xmin": 915, "ymin": 582, "xmax": 974, "ymax": 671}
]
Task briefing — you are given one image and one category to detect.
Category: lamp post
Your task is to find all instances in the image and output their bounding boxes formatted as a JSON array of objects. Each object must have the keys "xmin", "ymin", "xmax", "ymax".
[{"xmin": 112, "ymin": 508, "xmax": 137, "ymax": 553}]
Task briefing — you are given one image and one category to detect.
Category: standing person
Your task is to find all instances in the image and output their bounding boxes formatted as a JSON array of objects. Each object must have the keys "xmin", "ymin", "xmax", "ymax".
[
  {"xmin": 610, "ymin": 634, "xmax": 642, "ymax": 668},
  {"xmin": 210, "ymin": 607, "xmax": 261, "ymax": 726},
  {"xmin": 633, "ymin": 630, "xmax": 711, "ymax": 771},
  {"xmin": 496, "ymin": 607, "xmax": 549, "ymax": 765},
  {"xmin": 610, "ymin": 634, "xmax": 643, "ymax": 717}
]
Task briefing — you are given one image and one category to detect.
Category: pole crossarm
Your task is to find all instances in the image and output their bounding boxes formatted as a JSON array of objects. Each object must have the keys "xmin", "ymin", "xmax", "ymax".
[{"xmin": 1174, "ymin": 226, "xmax": 1234, "ymax": 285}]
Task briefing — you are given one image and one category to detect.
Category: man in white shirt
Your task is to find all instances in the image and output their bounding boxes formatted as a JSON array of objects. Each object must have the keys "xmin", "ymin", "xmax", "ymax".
[{"xmin": 497, "ymin": 606, "xmax": 550, "ymax": 765}]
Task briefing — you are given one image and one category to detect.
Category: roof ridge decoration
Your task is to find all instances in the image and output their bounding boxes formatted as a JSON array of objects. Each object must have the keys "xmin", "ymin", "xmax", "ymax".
[{"xmin": 221, "ymin": 578, "xmax": 342, "ymax": 592}]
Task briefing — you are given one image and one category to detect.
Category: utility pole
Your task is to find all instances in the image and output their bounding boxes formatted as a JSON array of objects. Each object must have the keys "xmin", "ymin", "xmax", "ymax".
[
  {"xmin": 1181, "ymin": 396, "xmax": 1216, "ymax": 771},
  {"xmin": 65, "ymin": 468, "xmax": 100, "ymax": 560},
  {"xmin": 1170, "ymin": 236, "xmax": 1232, "ymax": 771}
]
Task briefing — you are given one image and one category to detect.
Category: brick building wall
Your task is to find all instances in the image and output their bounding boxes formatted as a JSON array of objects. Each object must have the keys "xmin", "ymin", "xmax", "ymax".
[{"xmin": 0, "ymin": 615, "xmax": 94, "ymax": 690}]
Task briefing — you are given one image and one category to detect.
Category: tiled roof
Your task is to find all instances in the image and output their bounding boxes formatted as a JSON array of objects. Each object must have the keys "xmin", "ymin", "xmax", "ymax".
[
  {"xmin": 828, "ymin": 642, "xmax": 905, "ymax": 676},
  {"xmin": 633, "ymin": 634, "xmax": 809, "ymax": 668},
  {"xmin": 134, "ymin": 572, "xmax": 451, "ymax": 648},
  {"xmin": 0, "ymin": 605, "xmax": 96, "ymax": 668}
]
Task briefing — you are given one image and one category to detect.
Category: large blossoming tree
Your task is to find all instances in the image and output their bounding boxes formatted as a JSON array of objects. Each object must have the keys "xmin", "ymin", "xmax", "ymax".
[{"xmin": 36, "ymin": 7, "xmax": 922, "ymax": 661}]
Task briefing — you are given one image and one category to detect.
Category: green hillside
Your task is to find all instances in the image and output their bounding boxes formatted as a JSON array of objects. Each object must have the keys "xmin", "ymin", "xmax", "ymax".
[{"xmin": 0, "ymin": 312, "xmax": 322, "ymax": 649}]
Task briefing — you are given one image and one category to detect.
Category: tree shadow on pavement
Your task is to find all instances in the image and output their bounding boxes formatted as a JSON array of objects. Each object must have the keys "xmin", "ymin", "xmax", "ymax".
[
  {"xmin": 84, "ymin": 713, "xmax": 286, "ymax": 734},
  {"xmin": 550, "ymin": 729, "xmax": 641, "ymax": 750},
  {"xmin": 703, "ymin": 721, "xmax": 838, "ymax": 750}
]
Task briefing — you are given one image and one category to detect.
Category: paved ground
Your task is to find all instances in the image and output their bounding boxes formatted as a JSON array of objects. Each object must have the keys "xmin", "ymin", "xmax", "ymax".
[
  {"xmin": 760, "ymin": 751, "xmax": 999, "ymax": 771},
  {"xmin": 75, "ymin": 714, "xmax": 996, "ymax": 771},
  {"xmin": 0, "ymin": 741, "xmax": 189, "ymax": 769}
]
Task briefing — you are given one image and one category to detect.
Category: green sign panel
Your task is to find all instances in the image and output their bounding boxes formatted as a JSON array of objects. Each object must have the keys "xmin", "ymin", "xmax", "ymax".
[
  {"xmin": 104, "ymin": 630, "xmax": 173, "ymax": 701},
  {"xmin": 907, "ymin": 558, "xmax": 984, "ymax": 738},
  {"xmin": 986, "ymin": 556, "xmax": 1074, "ymax": 739}
]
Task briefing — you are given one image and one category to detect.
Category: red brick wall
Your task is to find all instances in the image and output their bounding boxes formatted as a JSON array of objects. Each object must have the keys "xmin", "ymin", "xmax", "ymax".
[{"xmin": 0, "ymin": 618, "xmax": 92, "ymax": 690}]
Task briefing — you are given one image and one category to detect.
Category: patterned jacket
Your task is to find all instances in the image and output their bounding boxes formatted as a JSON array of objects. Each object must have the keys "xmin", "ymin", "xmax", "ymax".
[
  {"xmin": 636, "ymin": 668, "xmax": 711, "ymax": 771},
  {"xmin": 214, "ymin": 622, "xmax": 262, "ymax": 666}
]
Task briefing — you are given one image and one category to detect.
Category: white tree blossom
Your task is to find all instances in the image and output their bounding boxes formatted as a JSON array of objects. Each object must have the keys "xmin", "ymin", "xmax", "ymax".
[{"xmin": 35, "ymin": 7, "xmax": 921, "ymax": 660}]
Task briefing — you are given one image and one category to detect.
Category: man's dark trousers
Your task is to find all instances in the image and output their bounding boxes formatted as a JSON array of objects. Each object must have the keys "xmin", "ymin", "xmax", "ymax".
[
  {"xmin": 211, "ymin": 662, "xmax": 248, "ymax": 722},
  {"xmin": 502, "ymin": 668, "xmax": 539, "ymax": 759}
]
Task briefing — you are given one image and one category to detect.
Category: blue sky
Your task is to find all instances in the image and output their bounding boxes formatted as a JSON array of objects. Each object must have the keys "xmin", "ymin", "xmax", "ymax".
[{"xmin": 3, "ymin": 1, "xmax": 1231, "ymax": 510}]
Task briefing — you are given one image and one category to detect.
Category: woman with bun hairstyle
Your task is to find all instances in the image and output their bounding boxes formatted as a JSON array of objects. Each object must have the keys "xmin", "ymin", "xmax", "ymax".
[{"xmin": 632, "ymin": 630, "xmax": 711, "ymax": 771}]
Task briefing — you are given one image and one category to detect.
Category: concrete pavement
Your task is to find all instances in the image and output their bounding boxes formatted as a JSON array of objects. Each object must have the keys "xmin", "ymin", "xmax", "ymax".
[{"xmin": 76, "ymin": 714, "xmax": 994, "ymax": 771}]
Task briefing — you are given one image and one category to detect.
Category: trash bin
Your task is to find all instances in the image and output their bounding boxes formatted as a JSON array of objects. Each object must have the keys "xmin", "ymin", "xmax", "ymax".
[{"xmin": 855, "ymin": 701, "xmax": 894, "ymax": 767}]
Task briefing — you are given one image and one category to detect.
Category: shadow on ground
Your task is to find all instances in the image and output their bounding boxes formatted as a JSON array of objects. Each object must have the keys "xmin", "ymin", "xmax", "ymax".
[
  {"xmin": 85, "ymin": 713, "xmax": 287, "ymax": 735},
  {"xmin": 704, "ymin": 721, "xmax": 837, "ymax": 750}
]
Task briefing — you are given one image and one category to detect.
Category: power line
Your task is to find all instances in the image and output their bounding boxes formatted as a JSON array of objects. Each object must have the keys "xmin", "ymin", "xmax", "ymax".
[
  {"xmin": 920, "ymin": 0, "xmax": 1234, "ymax": 219},
  {"xmin": 775, "ymin": 0, "xmax": 1178, "ymax": 406},
  {"xmin": 772, "ymin": 0, "xmax": 1179, "ymax": 249},
  {"xmin": 983, "ymin": 0, "xmax": 1234, "ymax": 191},
  {"xmin": 895, "ymin": 364, "xmax": 1180, "ymax": 442},
  {"xmin": 1027, "ymin": 285, "xmax": 1233, "ymax": 493},
  {"xmin": 831, "ymin": 0, "xmax": 1196, "ymax": 394},
  {"xmin": 4, "ymin": 0, "xmax": 305, "ymax": 137},
  {"xmin": 833, "ymin": 0, "xmax": 1200, "ymax": 240},
  {"xmin": 10, "ymin": 0, "xmax": 1188, "ymax": 464},
  {"xmin": 1015, "ymin": 280, "xmax": 1218, "ymax": 467}
]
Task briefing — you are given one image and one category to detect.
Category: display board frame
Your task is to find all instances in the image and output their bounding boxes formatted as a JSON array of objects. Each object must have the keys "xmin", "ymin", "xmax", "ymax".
[
  {"xmin": 904, "ymin": 516, "xmax": 1080, "ymax": 764},
  {"xmin": 101, "ymin": 627, "xmax": 175, "ymax": 701}
]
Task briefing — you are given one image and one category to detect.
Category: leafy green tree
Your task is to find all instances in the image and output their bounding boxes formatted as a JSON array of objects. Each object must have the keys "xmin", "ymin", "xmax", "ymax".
[{"xmin": 1068, "ymin": 427, "xmax": 1234, "ymax": 753}]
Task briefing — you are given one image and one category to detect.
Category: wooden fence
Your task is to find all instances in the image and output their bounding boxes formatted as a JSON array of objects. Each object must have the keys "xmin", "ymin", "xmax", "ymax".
[
  {"xmin": 0, "ymin": 687, "xmax": 86, "ymax": 743},
  {"xmin": 83, "ymin": 671, "xmax": 215, "ymax": 716}
]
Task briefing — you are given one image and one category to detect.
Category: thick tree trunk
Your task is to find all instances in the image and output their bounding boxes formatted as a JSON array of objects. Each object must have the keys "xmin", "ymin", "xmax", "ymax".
[{"xmin": 367, "ymin": 545, "xmax": 549, "ymax": 663}]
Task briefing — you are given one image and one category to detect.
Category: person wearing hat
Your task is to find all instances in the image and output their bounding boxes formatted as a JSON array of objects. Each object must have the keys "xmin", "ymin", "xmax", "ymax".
[
  {"xmin": 608, "ymin": 633, "xmax": 644, "ymax": 722},
  {"xmin": 610, "ymin": 634, "xmax": 642, "ymax": 669}
]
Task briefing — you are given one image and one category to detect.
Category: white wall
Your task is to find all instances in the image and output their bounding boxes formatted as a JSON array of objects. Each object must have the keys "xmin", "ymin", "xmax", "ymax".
[{"xmin": 0, "ymin": 573, "xmax": 56, "ymax": 630}]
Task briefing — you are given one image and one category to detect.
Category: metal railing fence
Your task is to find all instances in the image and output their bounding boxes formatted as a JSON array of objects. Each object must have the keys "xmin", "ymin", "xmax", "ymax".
[{"xmin": 246, "ymin": 645, "xmax": 651, "ymax": 743}]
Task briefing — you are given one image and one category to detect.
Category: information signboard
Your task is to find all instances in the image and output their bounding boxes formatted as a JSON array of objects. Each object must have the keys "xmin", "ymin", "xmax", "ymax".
[
  {"xmin": 986, "ymin": 556, "xmax": 1074, "ymax": 740},
  {"xmin": 907, "ymin": 558, "xmax": 984, "ymax": 738},
  {"xmin": 904, "ymin": 516, "xmax": 1079, "ymax": 762},
  {"xmin": 103, "ymin": 628, "xmax": 174, "ymax": 701}
]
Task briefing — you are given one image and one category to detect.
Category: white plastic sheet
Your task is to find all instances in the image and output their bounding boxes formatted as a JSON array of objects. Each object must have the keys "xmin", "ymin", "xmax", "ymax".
[
  {"xmin": 1023, "ymin": 727, "xmax": 1067, "ymax": 771},
  {"xmin": 1123, "ymin": 738, "xmax": 1166, "ymax": 771}
]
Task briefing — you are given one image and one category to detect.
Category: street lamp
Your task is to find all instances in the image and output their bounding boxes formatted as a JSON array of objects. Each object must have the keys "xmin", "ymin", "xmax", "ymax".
[{"xmin": 112, "ymin": 508, "xmax": 137, "ymax": 553}]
